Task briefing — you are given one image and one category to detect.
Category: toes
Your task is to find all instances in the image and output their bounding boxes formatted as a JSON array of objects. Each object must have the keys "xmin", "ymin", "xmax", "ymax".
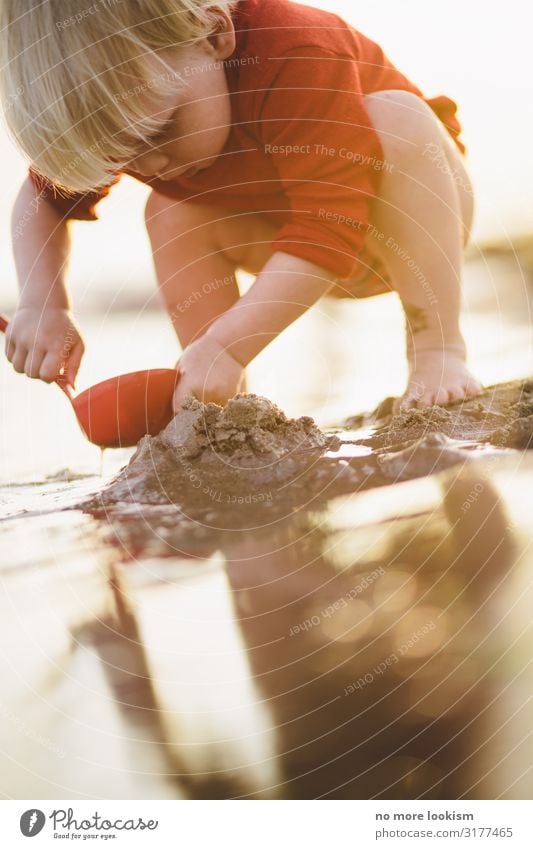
[
  {"xmin": 417, "ymin": 388, "xmax": 451, "ymax": 407},
  {"xmin": 394, "ymin": 395, "xmax": 419, "ymax": 414},
  {"xmin": 463, "ymin": 377, "xmax": 484, "ymax": 397},
  {"xmin": 408, "ymin": 388, "xmax": 449, "ymax": 408},
  {"xmin": 394, "ymin": 379, "xmax": 483, "ymax": 414},
  {"xmin": 431, "ymin": 387, "xmax": 451, "ymax": 406},
  {"xmin": 447, "ymin": 378, "xmax": 484, "ymax": 402},
  {"xmin": 445, "ymin": 385, "xmax": 467, "ymax": 404}
]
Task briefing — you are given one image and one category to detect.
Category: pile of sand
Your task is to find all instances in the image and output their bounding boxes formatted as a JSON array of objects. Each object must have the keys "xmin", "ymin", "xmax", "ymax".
[
  {"xmin": 345, "ymin": 379, "xmax": 533, "ymax": 450},
  {"xmin": 82, "ymin": 380, "xmax": 532, "ymax": 557},
  {"xmin": 89, "ymin": 394, "xmax": 344, "ymax": 509},
  {"xmin": 161, "ymin": 394, "xmax": 339, "ymax": 465},
  {"xmin": 88, "ymin": 382, "xmax": 533, "ymax": 515}
]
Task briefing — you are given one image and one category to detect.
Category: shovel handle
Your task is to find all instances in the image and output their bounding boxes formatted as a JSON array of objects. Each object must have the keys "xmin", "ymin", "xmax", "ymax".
[
  {"xmin": 0, "ymin": 313, "xmax": 74, "ymax": 398},
  {"xmin": 56, "ymin": 377, "xmax": 75, "ymax": 400}
]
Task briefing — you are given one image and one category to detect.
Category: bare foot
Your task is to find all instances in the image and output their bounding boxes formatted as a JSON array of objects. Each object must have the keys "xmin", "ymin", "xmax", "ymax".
[{"xmin": 393, "ymin": 350, "xmax": 484, "ymax": 415}]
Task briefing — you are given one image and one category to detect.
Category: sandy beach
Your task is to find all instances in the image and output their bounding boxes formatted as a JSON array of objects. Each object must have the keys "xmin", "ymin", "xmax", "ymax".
[{"xmin": 1, "ymin": 249, "xmax": 532, "ymax": 799}]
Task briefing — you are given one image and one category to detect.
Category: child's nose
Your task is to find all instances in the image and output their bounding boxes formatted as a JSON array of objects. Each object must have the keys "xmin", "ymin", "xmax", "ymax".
[{"xmin": 131, "ymin": 152, "xmax": 170, "ymax": 177}]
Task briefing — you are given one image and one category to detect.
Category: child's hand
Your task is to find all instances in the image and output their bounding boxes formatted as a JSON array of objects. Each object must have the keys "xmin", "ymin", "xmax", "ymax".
[
  {"xmin": 394, "ymin": 350, "xmax": 483, "ymax": 414},
  {"xmin": 5, "ymin": 305, "xmax": 85, "ymax": 389},
  {"xmin": 173, "ymin": 335, "xmax": 245, "ymax": 411}
]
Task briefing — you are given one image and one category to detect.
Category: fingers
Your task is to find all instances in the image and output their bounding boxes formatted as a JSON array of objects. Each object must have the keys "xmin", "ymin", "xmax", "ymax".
[
  {"xmin": 4, "ymin": 308, "xmax": 87, "ymax": 389},
  {"xmin": 24, "ymin": 348, "xmax": 46, "ymax": 379},
  {"xmin": 10, "ymin": 346, "xmax": 63, "ymax": 383},
  {"xmin": 4, "ymin": 328, "xmax": 15, "ymax": 362},
  {"xmin": 10, "ymin": 344, "xmax": 29, "ymax": 375},
  {"xmin": 39, "ymin": 350, "xmax": 63, "ymax": 383},
  {"xmin": 63, "ymin": 339, "xmax": 85, "ymax": 388},
  {"xmin": 172, "ymin": 378, "xmax": 230, "ymax": 412},
  {"xmin": 172, "ymin": 385, "xmax": 196, "ymax": 413},
  {"xmin": 172, "ymin": 388, "xmax": 183, "ymax": 414},
  {"xmin": 172, "ymin": 374, "xmax": 195, "ymax": 413},
  {"xmin": 7, "ymin": 340, "xmax": 84, "ymax": 386},
  {"xmin": 6, "ymin": 329, "xmax": 56, "ymax": 380}
]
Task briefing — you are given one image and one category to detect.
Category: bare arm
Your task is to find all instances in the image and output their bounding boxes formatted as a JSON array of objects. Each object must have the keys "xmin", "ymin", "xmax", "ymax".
[
  {"xmin": 173, "ymin": 252, "xmax": 337, "ymax": 407},
  {"xmin": 207, "ymin": 252, "xmax": 337, "ymax": 365},
  {"xmin": 12, "ymin": 175, "xmax": 71, "ymax": 307},
  {"xmin": 6, "ymin": 176, "xmax": 84, "ymax": 386}
]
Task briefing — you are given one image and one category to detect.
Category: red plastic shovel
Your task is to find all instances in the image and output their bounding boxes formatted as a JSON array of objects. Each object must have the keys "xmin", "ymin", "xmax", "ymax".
[{"xmin": 0, "ymin": 314, "xmax": 179, "ymax": 448}]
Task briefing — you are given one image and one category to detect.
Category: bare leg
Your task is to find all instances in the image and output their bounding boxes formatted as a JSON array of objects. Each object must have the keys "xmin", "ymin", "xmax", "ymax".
[{"xmin": 363, "ymin": 90, "xmax": 482, "ymax": 411}]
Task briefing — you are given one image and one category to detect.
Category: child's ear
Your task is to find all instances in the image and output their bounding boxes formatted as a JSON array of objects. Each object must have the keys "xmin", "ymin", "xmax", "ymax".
[{"xmin": 206, "ymin": 7, "xmax": 236, "ymax": 60}]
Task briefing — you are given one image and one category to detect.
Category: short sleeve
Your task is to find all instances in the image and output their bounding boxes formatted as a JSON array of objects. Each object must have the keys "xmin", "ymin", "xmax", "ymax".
[
  {"xmin": 257, "ymin": 47, "xmax": 385, "ymax": 280},
  {"xmin": 28, "ymin": 168, "xmax": 120, "ymax": 221}
]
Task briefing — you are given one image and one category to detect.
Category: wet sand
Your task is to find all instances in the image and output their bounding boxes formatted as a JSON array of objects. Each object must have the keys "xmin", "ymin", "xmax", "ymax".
[
  {"xmin": 1, "ymin": 376, "xmax": 533, "ymax": 800},
  {"xmin": 1, "ymin": 246, "xmax": 533, "ymax": 799},
  {"xmin": 84, "ymin": 378, "xmax": 532, "ymax": 559}
]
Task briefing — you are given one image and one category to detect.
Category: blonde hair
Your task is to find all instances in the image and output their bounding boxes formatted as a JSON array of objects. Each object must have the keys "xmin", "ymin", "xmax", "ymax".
[{"xmin": 0, "ymin": 0, "xmax": 239, "ymax": 192}]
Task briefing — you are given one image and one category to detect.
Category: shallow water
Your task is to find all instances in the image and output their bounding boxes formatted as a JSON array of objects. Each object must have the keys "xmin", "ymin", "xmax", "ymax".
[{"xmin": 1, "ymin": 255, "xmax": 533, "ymax": 799}]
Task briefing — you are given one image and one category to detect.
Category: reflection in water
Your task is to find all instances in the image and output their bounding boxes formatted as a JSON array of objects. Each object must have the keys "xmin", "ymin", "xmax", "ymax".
[
  {"xmin": 120, "ymin": 566, "xmax": 280, "ymax": 798},
  {"xmin": 2, "ymin": 429, "xmax": 532, "ymax": 798},
  {"xmin": 32, "ymin": 455, "xmax": 525, "ymax": 799},
  {"xmin": 221, "ymin": 500, "xmax": 497, "ymax": 799}
]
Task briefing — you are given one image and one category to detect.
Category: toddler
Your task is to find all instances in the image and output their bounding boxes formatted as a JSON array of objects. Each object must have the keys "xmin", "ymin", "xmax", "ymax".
[{"xmin": 0, "ymin": 0, "xmax": 482, "ymax": 412}]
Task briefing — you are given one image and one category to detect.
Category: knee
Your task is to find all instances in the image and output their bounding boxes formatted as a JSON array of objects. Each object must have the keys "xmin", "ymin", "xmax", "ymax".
[{"xmin": 364, "ymin": 89, "xmax": 441, "ymax": 162}]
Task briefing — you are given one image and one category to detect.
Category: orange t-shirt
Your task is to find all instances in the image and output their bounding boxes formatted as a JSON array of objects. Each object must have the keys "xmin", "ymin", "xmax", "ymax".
[{"xmin": 29, "ymin": 0, "xmax": 464, "ymax": 281}]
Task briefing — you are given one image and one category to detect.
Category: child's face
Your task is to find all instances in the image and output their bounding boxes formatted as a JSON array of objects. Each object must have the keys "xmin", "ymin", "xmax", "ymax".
[{"xmin": 128, "ymin": 23, "xmax": 235, "ymax": 181}]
